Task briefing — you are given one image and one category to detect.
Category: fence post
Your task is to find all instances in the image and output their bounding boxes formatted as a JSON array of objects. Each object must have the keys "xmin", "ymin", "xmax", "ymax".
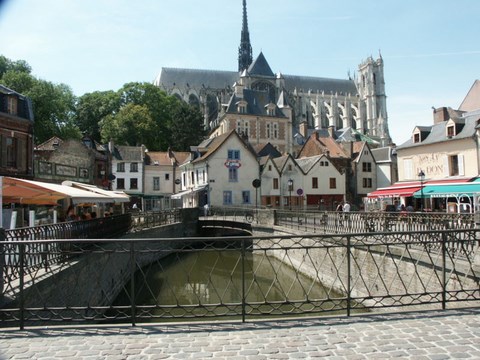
[
  {"xmin": 346, "ymin": 235, "xmax": 351, "ymax": 317},
  {"xmin": 241, "ymin": 238, "xmax": 246, "ymax": 323},
  {"xmin": 130, "ymin": 241, "xmax": 136, "ymax": 326},
  {"xmin": 441, "ymin": 231, "xmax": 447, "ymax": 310},
  {"xmin": 19, "ymin": 241, "xmax": 25, "ymax": 330},
  {"xmin": 0, "ymin": 228, "xmax": 4, "ymax": 295}
]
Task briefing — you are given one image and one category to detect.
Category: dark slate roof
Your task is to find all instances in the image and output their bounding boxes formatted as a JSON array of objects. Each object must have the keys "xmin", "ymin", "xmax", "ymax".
[
  {"xmin": 0, "ymin": 84, "xmax": 34, "ymax": 121},
  {"xmin": 247, "ymin": 52, "xmax": 274, "ymax": 77},
  {"xmin": 113, "ymin": 145, "xmax": 145, "ymax": 162},
  {"xmin": 371, "ymin": 147, "xmax": 392, "ymax": 163},
  {"xmin": 397, "ymin": 110, "xmax": 480, "ymax": 149},
  {"xmin": 156, "ymin": 68, "xmax": 238, "ymax": 90},
  {"xmin": 282, "ymin": 75, "xmax": 358, "ymax": 96},
  {"xmin": 226, "ymin": 89, "xmax": 287, "ymax": 117},
  {"xmin": 155, "ymin": 67, "xmax": 358, "ymax": 97}
]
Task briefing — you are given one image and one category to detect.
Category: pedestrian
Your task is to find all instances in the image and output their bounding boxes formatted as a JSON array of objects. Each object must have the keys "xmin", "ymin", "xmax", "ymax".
[
  {"xmin": 343, "ymin": 201, "xmax": 351, "ymax": 212},
  {"xmin": 204, "ymin": 203, "xmax": 209, "ymax": 217},
  {"xmin": 336, "ymin": 202, "xmax": 343, "ymax": 212}
]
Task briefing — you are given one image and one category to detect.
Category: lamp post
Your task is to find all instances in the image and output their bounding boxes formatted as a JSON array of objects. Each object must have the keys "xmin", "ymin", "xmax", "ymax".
[
  {"xmin": 418, "ymin": 170, "xmax": 425, "ymax": 211},
  {"xmin": 288, "ymin": 178, "xmax": 293, "ymax": 211}
]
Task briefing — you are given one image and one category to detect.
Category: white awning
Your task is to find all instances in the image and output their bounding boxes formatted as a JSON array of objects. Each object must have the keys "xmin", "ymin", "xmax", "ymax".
[
  {"xmin": 2, "ymin": 177, "xmax": 113, "ymax": 205},
  {"xmin": 62, "ymin": 181, "xmax": 130, "ymax": 203},
  {"xmin": 171, "ymin": 186, "xmax": 207, "ymax": 200}
]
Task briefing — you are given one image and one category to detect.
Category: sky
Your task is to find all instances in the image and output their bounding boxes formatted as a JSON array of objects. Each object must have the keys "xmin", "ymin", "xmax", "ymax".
[{"xmin": 0, "ymin": 0, "xmax": 479, "ymax": 146}]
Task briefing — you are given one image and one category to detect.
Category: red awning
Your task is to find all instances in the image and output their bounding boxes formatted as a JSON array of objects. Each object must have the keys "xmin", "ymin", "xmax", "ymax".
[
  {"xmin": 367, "ymin": 178, "xmax": 473, "ymax": 199},
  {"xmin": 367, "ymin": 185, "xmax": 422, "ymax": 199}
]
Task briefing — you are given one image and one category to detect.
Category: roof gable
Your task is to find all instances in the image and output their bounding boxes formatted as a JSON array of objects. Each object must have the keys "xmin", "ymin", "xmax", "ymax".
[{"xmin": 247, "ymin": 52, "xmax": 274, "ymax": 77}]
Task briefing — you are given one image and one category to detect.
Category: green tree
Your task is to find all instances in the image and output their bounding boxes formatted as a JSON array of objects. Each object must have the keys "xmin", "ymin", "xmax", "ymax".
[
  {"xmin": 169, "ymin": 101, "xmax": 207, "ymax": 151},
  {"xmin": 75, "ymin": 90, "xmax": 121, "ymax": 141},
  {"xmin": 100, "ymin": 103, "xmax": 157, "ymax": 148}
]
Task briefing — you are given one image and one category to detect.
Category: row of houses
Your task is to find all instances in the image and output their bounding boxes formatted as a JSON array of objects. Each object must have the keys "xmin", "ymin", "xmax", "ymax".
[{"xmin": 4, "ymin": 79, "xmax": 480, "ymax": 214}]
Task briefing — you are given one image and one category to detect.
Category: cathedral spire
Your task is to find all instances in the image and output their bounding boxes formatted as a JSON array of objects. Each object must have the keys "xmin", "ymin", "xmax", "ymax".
[{"xmin": 238, "ymin": 0, "xmax": 253, "ymax": 72}]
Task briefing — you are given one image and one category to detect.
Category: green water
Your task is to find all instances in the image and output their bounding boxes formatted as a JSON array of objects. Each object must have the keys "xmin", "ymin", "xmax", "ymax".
[{"xmin": 113, "ymin": 249, "xmax": 358, "ymax": 321}]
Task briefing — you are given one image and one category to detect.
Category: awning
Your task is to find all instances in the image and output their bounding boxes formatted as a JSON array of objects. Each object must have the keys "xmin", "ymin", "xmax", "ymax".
[
  {"xmin": 2, "ymin": 177, "xmax": 114, "ymax": 205},
  {"xmin": 413, "ymin": 183, "xmax": 480, "ymax": 198},
  {"xmin": 62, "ymin": 181, "xmax": 130, "ymax": 203},
  {"xmin": 171, "ymin": 186, "xmax": 207, "ymax": 200},
  {"xmin": 367, "ymin": 182, "xmax": 422, "ymax": 199},
  {"xmin": 367, "ymin": 178, "xmax": 474, "ymax": 199}
]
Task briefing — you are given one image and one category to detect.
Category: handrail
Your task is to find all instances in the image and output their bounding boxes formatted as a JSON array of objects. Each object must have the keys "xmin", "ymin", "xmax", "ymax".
[{"xmin": 1, "ymin": 228, "xmax": 479, "ymax": 329}]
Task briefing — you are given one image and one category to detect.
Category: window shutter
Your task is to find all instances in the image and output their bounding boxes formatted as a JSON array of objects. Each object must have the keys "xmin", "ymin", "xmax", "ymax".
[
  {"xmin": 458, "ymin": 154, "xmax": 464, "ymax": 176},
  {"xmin": 444, "ymin": 156, "xmax": 449, "ymax": 176}
]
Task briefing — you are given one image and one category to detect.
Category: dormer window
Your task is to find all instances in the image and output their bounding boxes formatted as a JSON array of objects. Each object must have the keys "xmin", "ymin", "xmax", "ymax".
[
  {"xmin": 447, "ymin": 125, "xmax": 455, "ymax": 138},
  {"xmin": 236, "ymin": 100, "xmax": 247, "ymax": 114},
  {"xmin": 265, "ymin": 103, "xmax": 276, "ymax": 116},
  {"xmin": 413, "ymin": 133, "xmax": 420, "ymax": 143},
  {"xmin": 7, "ymin": 96, "xmax": 18, "ymax": 115}
]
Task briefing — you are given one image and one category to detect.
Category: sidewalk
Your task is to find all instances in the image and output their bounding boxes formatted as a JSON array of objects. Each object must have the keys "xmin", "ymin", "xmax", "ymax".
[{"xmin": 1, "ymin": 308, "xmax": 479, "ymax": 359}]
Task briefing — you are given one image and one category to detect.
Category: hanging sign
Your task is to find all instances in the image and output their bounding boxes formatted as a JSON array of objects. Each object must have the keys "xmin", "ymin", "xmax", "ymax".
[{"xmin": 224, "ymin": 160, "xmax": 241, "ymax": 168}]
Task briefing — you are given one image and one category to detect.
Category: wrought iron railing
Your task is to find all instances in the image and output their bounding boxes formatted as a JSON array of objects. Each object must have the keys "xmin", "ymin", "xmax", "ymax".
[
  {"xmin": 129, "ymin": 209, "xmax": 181, "ymax": 232},
  {"xmin": 1, "ymin": 229, "xmax": 479, "ymax": 329}
]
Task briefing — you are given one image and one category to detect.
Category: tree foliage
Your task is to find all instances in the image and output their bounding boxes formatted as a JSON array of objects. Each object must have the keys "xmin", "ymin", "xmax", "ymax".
[
  {"xmin": 0, "ymin": 56, "xmax": 80, "ymax": 143},
  {"xmin": 1, "ymin": 56, "xmax": 207, "ymax": 150},
  {"xmin": 75, "ymin": 90, "xmax": 121, "ymax": 141}
]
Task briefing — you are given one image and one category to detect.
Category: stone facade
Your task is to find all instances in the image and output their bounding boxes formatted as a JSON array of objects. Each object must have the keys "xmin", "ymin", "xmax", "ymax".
[{"xmin": 154, "ymin": 2, "xmax": 392, "ymax": 153}]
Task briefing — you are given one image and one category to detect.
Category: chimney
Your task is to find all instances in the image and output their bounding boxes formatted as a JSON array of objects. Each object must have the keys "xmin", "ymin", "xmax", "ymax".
[
  {"xmin": 328, "ymin": 125, "xmax": 336, "ymax": 139},
  {"xmin": 433, "ymin": 107, "xmax": 449, "ymax": 124},
  {"xmin": 299, "ymin": 121, "xmax": 308, "ymax": 137}
]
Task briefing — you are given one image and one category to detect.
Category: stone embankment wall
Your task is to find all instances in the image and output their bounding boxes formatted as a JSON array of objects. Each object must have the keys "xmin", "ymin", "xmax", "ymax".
[
  {"xmin": 15, "ymin": 208, "xmax": 200, "ymax": 314},
  {"xmin": 257, "ymin": 224, "xmax": 480, "ymax": 310}
]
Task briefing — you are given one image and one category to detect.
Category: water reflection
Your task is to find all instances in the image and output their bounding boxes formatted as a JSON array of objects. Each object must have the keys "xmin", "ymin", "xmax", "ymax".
[{"xmin": 113, "ymin": 249, "xmax": 357, "ymax": 321}]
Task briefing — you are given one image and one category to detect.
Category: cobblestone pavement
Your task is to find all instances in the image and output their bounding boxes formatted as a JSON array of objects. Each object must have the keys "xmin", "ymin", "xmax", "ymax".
[{"xmin": 1, "ymin": 308, "xmax": 480, "ymax": 359}]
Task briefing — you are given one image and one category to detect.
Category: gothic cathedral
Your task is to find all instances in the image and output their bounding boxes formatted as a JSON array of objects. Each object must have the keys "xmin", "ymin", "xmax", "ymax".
[{"xmin": 154, "ymin": 0, "xmax": 391, "ymax": 153}]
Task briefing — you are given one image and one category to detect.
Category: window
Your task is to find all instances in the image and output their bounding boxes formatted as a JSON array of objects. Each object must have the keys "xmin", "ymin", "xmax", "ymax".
[
  {"xmin": 329, "ymin": 178, "xmax": 336, "ymax": 189},
  {"xmin": 448, "ymin": 154, "xmax": 464, "ymax": 176},
  {"xmin": 79, "ymin": 168, "xmax": 89, "ymax": 178},
  {"xmin": 447, "ymin": 126, "xmax": 455, "ymax": 138},
  {"xmin": 242, "ymin": 191, "xmax": 250, "ymax": 204},
  {"xmin": 363, "ymin": 178, "xmax": 373, "ymax": 188},
  {"xmin": 362, "ymin": 162, "xmax": 372, "ymax": 172},
  {"xmin": 404, "ymin": 159, "xmax": 413, "ymax": 179},
  {"xmin": 130, "ymin": 162, "xmax": 138, "ymax": 172},
  {"xmin": 229, "ymin": 168, "xmax": 238, "ymax": 182},
  {"xmin": 266, "ymin": 123, "xmax": 271, "ymax": 138},
  {"xmin": 5, "ymin": 137, "xmax": 16, "ymax": 167},
  {"xmin": 117, "ymin": 178, "xmax": 125, "ymax": 189},
  {"xmin": 130, "ymin": 178, "xmax": 138, "ymax": 189},
  {"xmin": 273, "ymin": 178, "xmax": 279, "ymax": 189},
  {"xmin": 227, "ymin": 150, "xmax": 240, "ymax": 160},
  {"xmin": 165, "ymin": 173, "xmax": 170, "ymax": 181},
  {"xmin": 268, "ymin": 165, "xmax": 272, "ymax": 171},
  {"xmin": 223, "ymin": 191, "xmax": 233, "ymax": 205},
  {"xmin": 312, "ymin": 177, "xmax": 318, "ymax": 189},
  {"xmin": 273, "ymin": 123, "xmax": 278, "ymax": 139},
  {"xmin": 153, "ymin": 177, "xmax": 160, "ymax": 191},
  {"xmin": 288, "ymin": 164, "xmax": 292, "ymax": 171},
  {"xmin": 413, "ymin": 133, "xmax": 420, "ymax": 143},
  {"xmin": 7, "ymin": 96, "xmax": 17, "ymax": 115},
  {"xmin": 117, "ymin": 162, "xmax": 125, "ymax": 172}
]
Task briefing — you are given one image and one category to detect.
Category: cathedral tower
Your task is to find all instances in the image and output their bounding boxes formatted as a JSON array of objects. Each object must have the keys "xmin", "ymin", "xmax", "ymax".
[
  {"xmin": 356, "ymin": 55, "xmax": 391, "ymax": 146},
  {"xmin": 238, "ymin": 0, "xmax": 253, "ymax": 72}
]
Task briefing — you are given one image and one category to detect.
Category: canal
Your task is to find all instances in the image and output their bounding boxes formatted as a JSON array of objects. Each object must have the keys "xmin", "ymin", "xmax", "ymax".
[{"xmin": 111, "ymin": 245, "xmax": 359, "ymax": 322}]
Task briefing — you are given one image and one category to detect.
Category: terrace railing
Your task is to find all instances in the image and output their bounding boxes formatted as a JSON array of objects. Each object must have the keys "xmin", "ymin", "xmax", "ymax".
[{"xmin": 1, "ymin": 228, "xmax": 479, "ymax": 329}]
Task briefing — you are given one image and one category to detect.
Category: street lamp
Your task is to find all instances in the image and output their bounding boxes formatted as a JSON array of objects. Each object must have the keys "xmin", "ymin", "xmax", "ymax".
[
  {"xmin": 287, "ymin": 178, "xmax": 293, "ymax": 211},
  {"xmin": 418, "ymin": 170, "xmax": 425, "ymax": 211}
]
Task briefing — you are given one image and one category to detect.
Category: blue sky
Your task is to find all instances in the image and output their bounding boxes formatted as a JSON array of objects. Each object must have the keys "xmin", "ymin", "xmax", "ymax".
[{"xmin": 0, "ymin": 0, "xmax": 479, "ymax": 146}]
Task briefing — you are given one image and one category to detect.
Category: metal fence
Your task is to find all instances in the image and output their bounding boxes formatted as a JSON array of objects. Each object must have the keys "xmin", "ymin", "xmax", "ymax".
[
  {"xmin": 1, "ymin": 228, "xmax": 479, "ymax": 329},
  {"xmin": 130, "ymin": 209, "xmax": 181, "ymax": 232}
]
